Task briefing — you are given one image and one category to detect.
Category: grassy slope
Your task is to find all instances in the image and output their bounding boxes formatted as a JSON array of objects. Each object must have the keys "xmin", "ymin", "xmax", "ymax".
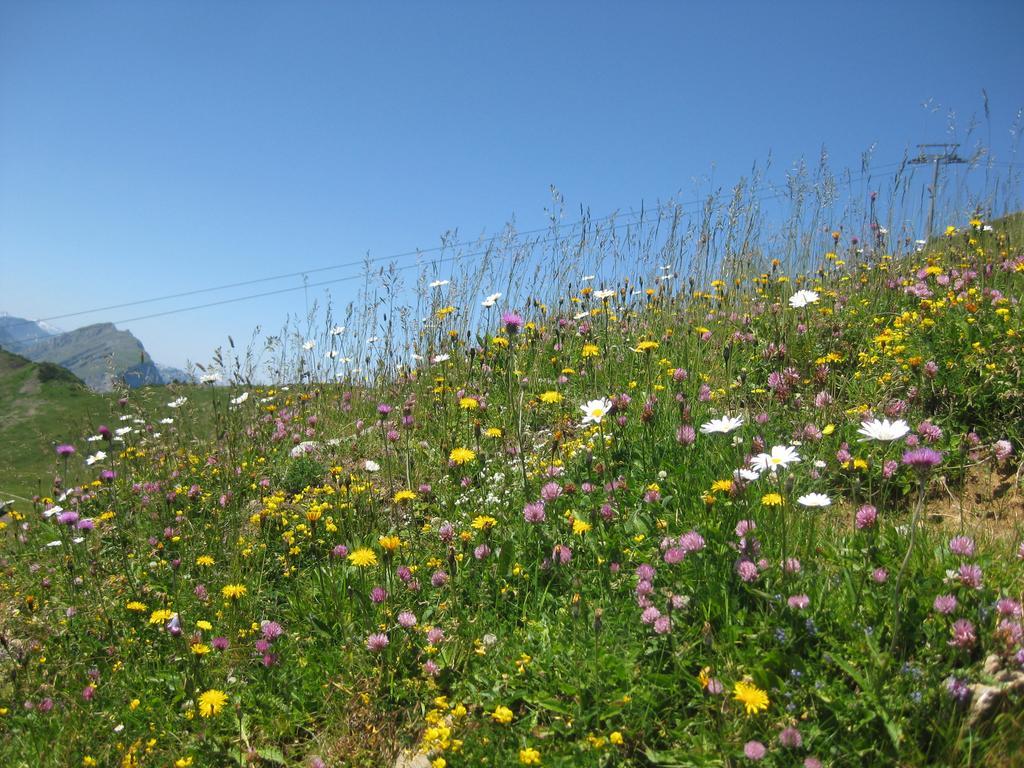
[
  {"xmin": 0, "ymin": 349, "xmax": 112, "ymax": 500},
  {"xmin": 0, "ymin": 216, "xmax": 1022, "ymax": 766}
]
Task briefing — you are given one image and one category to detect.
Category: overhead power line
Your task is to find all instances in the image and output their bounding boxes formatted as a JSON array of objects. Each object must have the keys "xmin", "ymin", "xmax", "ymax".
[
  {"xmin": 4, "ymin": 161, "xmax": 913, "ymax": 334},
  {"xmin": 6, "ymin": 158, "xmax": 1003, "ymax": 340}
]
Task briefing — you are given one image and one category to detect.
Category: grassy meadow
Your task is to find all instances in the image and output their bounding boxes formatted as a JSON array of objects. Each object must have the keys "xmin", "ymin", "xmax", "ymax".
[{"xmin": 2, "ymin": 212, "xmax": 1024, "ymax": 767}]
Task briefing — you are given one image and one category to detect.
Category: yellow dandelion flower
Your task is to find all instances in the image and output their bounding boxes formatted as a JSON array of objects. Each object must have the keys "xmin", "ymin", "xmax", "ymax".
[
  {"xmin": 761, "ymin": 493, "xmax": 783, "ymax": 507},
  {"xmin": 378, "ymin": 535, "xmax": 401, "ymax": 551},
  {"xmin": 190, "ymin": 643, "xmax": 211, "ymax": 655},
  {"xmin": 221, "ymin": 584, "xmax": 247, "ymax": 600},
  {"xmin": 197, "ymin": 689, "xmax": 228, "ymax": 718},
  {"xmin": 126, "ymin": 601, "xmax": 147, "ymax": 612},
  {"xmin": 458, "ymin": 397, "xmax": 479, "ymax": 410},
  {"xmin": 581, "ymin": 343, "xmax": 600, "ymax": 358},
  {"xmin": 195, "ymin": 555, "xmax": 215, "ymax": 567},
  {"xmin": 634, "ymin": 340, "xmax": 659, "ymax": 352},
  {"xmin": 572, "ymin": 519, "xmax": 592, "ymax": 535},
  {"xmin": 472, "ymin": 515, "xmax": 497, "ymax": 531},
  {"xmin": 539, "ymin": 391, "xmax": 563, "ymax": 404},
  {"xmin": 196, "ymin": 620, "xmax": 213, "ymax": 631},
  {"xmin": 733, "ymin": 679, "xmax": 769, "ymax": 715},
  {"xmin": 449, "ymin": 447, "xmax": 476, "ymax": 465},
  {"xmin": 393, "ymin": 489, "xmax": 417, "ymax": 503},
  {"xmin": 485, "ymin": 427, "xmax": 503, "ymax": 438},
  {"xmin": 711, "ymin": 479, "xmax": 733, "ymax": 493},
  {"xmin": 347, "ymin": 548, "xmax": 378, "ymax": 567},
  {"xmin": 149, "ymin": 609, "xmax": 174, "ymax": 624}
]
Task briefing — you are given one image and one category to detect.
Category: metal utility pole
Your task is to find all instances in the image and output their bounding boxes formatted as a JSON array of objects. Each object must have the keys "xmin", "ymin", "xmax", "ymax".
[{"xmin": 909, "ymin": 143, "xmax": 968, "ymax": 240}]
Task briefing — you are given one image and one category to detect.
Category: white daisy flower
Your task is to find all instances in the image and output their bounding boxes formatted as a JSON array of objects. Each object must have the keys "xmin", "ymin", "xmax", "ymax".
[
  {"xmin": 580, "ymin": 398, "xmax": 613, "ymax": 426},
  {"xmin": 857, "ymin": 418, "xmax": 910, "ymax": 442},
  {"xmin": 699, "ymin": 415, "xmax": 745, "ymax": 434},
  {"xmin": 789, "ymin": 290, "xmax": 820, "ymax": 309},
  {"xmin": 798, "ymin": 493, "xmax": 831, "ymax": 507},
  {"xmin": 751, "ymin": 445, "xmax": 802, "ymax": 473}
]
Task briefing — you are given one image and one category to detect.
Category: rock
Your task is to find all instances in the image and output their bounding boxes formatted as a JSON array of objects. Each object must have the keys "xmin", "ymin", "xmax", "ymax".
[
  {"xmin": 967, "ymin": 666, "xmax": 1024, "ymax": 728},
  {"xmin": 393, "ymin": 751, "xmax": 430, "ymax": 768}
]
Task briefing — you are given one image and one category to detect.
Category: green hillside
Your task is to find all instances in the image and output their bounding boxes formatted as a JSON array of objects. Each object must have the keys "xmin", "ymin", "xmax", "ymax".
[{"xmin": 0, "ymin": 349, "xmax": 115, "ymax": 500}]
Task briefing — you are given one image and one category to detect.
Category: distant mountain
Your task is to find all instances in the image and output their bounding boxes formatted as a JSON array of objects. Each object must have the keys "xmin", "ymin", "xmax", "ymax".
[
  {"xmin": 0, "ymin": 315, "xmax": 165, "ymax": 392},
  {"xmin": 0, "ymin": 314, "xmax": 56, "ymax": 347},
  {"xmin": 157, "ymin": 363, "xmax": 195, "ymax": 384}
]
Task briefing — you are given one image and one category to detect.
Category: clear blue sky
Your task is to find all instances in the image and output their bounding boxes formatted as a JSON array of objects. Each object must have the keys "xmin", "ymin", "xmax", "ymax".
[{"xmin": 2, "ymin": 0, "xmax": 1022, "ymax": 369}]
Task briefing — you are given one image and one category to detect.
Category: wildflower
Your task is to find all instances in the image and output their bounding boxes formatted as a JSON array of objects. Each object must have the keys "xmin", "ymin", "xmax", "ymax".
[
  {"xmin": 949, "ymin": 619, "xmax": 977, "ymax": 649},
  {"xmin": 778, "ymin": 727, "xmax": 802, "ymax": 748},
  {"xmin": 699, "ymin": 415, "xmax": 744, "ymax": 434},
  {"xmin": 634, "ymin": 340, "xmax": 660, "ymax": 352},
  {"xmin": 934, "ymin": 594, "xmax": 958, "ymax": 614},
  {"xmin": 572, "ymin": 518, "xmax": 592, "ymax": 535},
  {"xmin": 197, "ymin": 689, "xmax": 227, "ymax": 718},
  {"xmin": 366, "ymin": 633, "xmax": 389, "ymax": 652},
  {"xmin": 581, "ymin": 343, "xmax": 600, "ymax": 358},
  {"xmin": 797, "ymin": 493, "xmax": 831, "ymax": 507},
  {"xmin": 126, "ymin": 601, "xmax": 147, "ymax": 612},
  {"xmin": 733, "ymin": 679, "xmax": 769, "ymax": 714},
  {"xmin": 502, "ymin": 311, "xmax": 524, "ymax": 334},
  {"xmin": 55, "ymin": 444, "xmax": 76, "ymax": 457},
  {"xmin": 221, "ymin": 584, "xmax": 247, "ymax": 600},
  {"xmin": 196, "ymin": 555, "xmax": 215, "ymax": 567},
  {"xmin": 449, "ymin": 447, "xmax": 476, "ymax": 465},
  {"xmin": 519, "ymin": 748, "xmax": 541, "ymax": 765},
  {"xmin": 523, "ymin": 501, "xmax": 546, "ymax": 523},
  {"xmin": 761, "ymin": 493, "xmax": 783, "ymax": 507},
  {"xmin": 902, "ymin": 447, "xmax": 943, "ymax": 470},
  {"xmin": 751, "ymin": 445, "xmax": 801, "ymax": 473},
  {"xmin": 949, "ymin": 536, "xmax": 975, "ymax": 557},
  {"xmin": 471, "ymin": 515, "xmax": 497, "ymax": 530},
  {"xmin": 744, "ymin": 740, "xmax": 767, "ymax": 760},
  {"xmin": 491, "ymin": 705, "xmax": 514, "ymax": 724},
  {"xmin": 580, "ymin": 398, "xmax": 612, "ymax": 425},
  {"xmin": 855, "ymin": 504, "xmax": 877, "ymax": 529},
  {"xmin": 149, "ymin": 609, "xmax": 174, "ymax": 624},
  {"xmin": 393, "ymin": 490, "xmax": 417, "ymax": 503},
  {"xmin": 347, "ymin": 548, "xmax": 378, "ymax": 567},
  {"xmin": 787, "ymin": 594, "xmax": 810, "ymax": 610},
  {"xmin": 947, "ymin": 676, "xmax": 972, "ymax": 704},
  {"xmin": 958, "ymin": 563, "xmax": 983, "ymax": 589},
  {"xmin": 378, "ymin": 535, "xmax": 401, "ymax": 551},
  {"xmin": 789, "ymin": 289, "xmax": 819, "ymax": 308},
  {"xmin": 458, "ymin": 397, "xmax": 479, "ymax": 410},
  {"xmin": 857, "ymin": 418, "xmax": 910, "ymax": 441},
  {"xmin": 539, "ymin": 391, "xmax": 563, "ymax": 404}
]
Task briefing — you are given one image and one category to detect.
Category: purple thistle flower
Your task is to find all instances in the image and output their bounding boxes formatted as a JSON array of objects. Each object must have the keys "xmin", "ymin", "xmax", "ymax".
[
  {"xmin": 55, "ymin": 444, "xmax": 76, "ymax": 457},
  {"xmin": 501, "ymin": 311, "xmax": 524, "ymax": 334},
  {"xmin": 902, "ymin": 447, "xmax": 943, "ymax": 470}
]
